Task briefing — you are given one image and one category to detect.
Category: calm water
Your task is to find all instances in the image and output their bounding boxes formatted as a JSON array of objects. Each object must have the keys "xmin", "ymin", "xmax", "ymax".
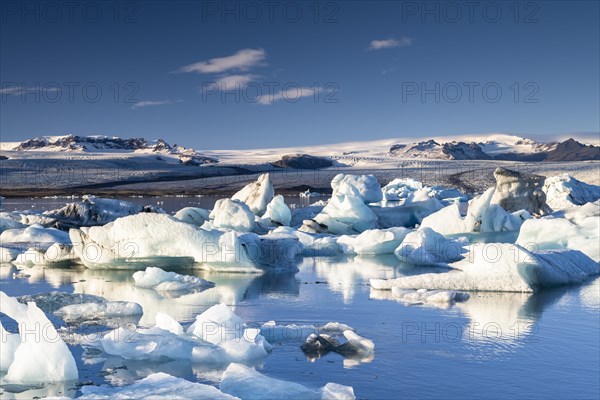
[{"xmin": 0, "ymin": 198, "xmax": 599, "ymax": 399}]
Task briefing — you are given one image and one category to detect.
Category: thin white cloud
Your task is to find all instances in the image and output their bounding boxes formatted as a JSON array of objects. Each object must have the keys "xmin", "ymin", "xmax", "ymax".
[
  {"xmin": 214, "ymin": 74, "xmax": 258, "ymax": 90},
  {"xmin": 131, "ymin": 100, "xmax": 180, "ymax": 109},
  {"xmin": 369, "ymin": 37, "xmax": 413, "ymax": 50},
  {"xmin": 178, "ymin": 48, "xmax": 267, "ymax": 74},
  {"xmin": 257, "ymin": 86, "xmax": 322, "ymax": 105}
]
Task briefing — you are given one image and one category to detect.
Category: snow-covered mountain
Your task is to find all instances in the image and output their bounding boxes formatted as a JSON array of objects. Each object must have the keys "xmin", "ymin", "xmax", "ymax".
[{"xmin": 4, "ymin": 135, "xmax": 218, "ymax": 165}]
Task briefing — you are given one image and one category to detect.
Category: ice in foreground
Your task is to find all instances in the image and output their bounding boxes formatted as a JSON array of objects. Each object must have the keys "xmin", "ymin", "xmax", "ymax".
[
  {"xmin": 90, "ymin": 304, "xmax": 271, "ymax": 364},
  {"xmin": 79, "ymin": 372, "xmax": 238, "ymax": 399},
  {"xmin": 232, "ymin": 173, "xmax": 275, "ymax": 216},
  {"xmin": 394, "ymin": 227, "xmax": 467, "ymax": 266},
  {"xmin": 370, "ymin": 243, "xmax": 600, "ymax": 293},
  {"xmin": 543, "ymin": 174, "xmax": 600, "ymax": 210},
  {"xmin": 133, "ymin": 267, "xmax": 215, "ymax": 291},
  {"xmin": 0, "ymin": 291, "xmax": 78, "ymax": 382},
  {"xmin": 220, "ymin": 363, "xmax": 355, "ymax": 400}
]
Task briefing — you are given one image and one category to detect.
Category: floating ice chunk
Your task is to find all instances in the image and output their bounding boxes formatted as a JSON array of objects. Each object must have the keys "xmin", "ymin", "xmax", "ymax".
[
  {"xmin": 291, "ymin": 203, "xmax": 326, "ymax": 227},
  {"xmin": 403, "ymin": 189, "xmax": 444, "ymax": 213},
  {"xmin": 210, "ymin": 199, "xmax": 255, "ymax": 232},
  {"xmin": 371, "ymin": 243, "xmax": 600, "ymax": 293},
  {"xmin": 0, "ymin": 224, "xmax": 71, "ymax": 244},
  {"xmin": 382, "ymin": 178, "xmax": 467, "ymax": 203},
  {"xmin": 0, "ymin": 212, "xmax": 26, "ymax": 233},
  {"xmin": 331, "ymin": 173, "xmax": 382, "ymax": 204},
  {"xmin": 389, "ymin": 288, "xmax": 470, "ymax": 303},
  {"xmin": 69, "ymin": 213, "xmax": 266, "ymax": 271},
  {"xmin": 155, "ymin": 312, "xmax": 185, "ymax": 335},
  {"xmin": 516, "ymin": 210, "xmax": 600, "ymax": 262},
  {"xmin": 394, "ymin": 227, "xmax": 467, "ymax": 266},
  {"xmin": 42, "ymin": 195, "xmax": 163, "ymax": 228},
  {"xmin": 220, "ymin": 363, "xmax": 355, "ymax": 400},
  {"xmin": 1, "ymin": 246, "xmax": 21, "ymax": 263},
  {"xmin": 0, "ymin": 321, "xmax": 20, "ymax": 371},
  {"xmin": 232, "ymin": 173, "xmax": 274, "ymax": 216},
  {"xmin": 259, "ymin": 321, "xmax": 353, "ymax": 343},
  {"xmin": 55, "ymin": 301, "xmax": 142, "ymax": 322},
  {"xmin": 0, "ymin": 291, "xmax": 78, "ymax": 383},
  {"xmin": 187, "ymin": 303, "xmax": 244, "ymax": 344},
  {"xmin": 13, "ymin": 243, "xmax": 75, "ymax": 266},
  {"xmin": 79, "ymin": 372, "xmax": 238, "ymax": 400},
  {"xmin": 262, "ymin": 195, "xmax": 292, "ymax": 226},
  {"xmin": 133, "ymin": 267, "xmax": 215, "ymax": 291},
  {"xmin": 94, "ymin": 305, "xmax": 271, "ymax": 364},
  {"xmin": 352, "ymin": 227, "xmax": 412, "ymax": 255},
  {"xmin": 491, "ymin": 167, "xmax": 548, "ymax": 215},
  {"xmin": 174, "ymin": 207, "xmax": 210, "ymax": 226},
  {"xmin": 543, "ymin": 174, "xmax": 600, "ymax": 210},
  {"xmin": 270, "ymin": 227, "xmax": 340, "ymax": 256},
  {"xmin": 420, "ymin": 188, "xmax": 524, "ymax": 234},
  {"xmin": 309, "ymin": 195, "xmax": 378, "ymax": 234}
]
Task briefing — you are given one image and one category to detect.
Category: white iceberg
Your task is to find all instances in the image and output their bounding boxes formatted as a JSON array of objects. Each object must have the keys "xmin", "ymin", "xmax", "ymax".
[
  {"xmin": 93, "ymin": 304, "xmax": 271, "ymax": 364},
  {"xmin": 232, "ymin": 173, "xmax": 274, "ymax": 216},
  {"xmin": 174, "ymin": 207, "xmax": 210, "ymax": 226},
  {"xmin": 331, "ymin": 173, "xmax": 382, "ymax": 204},
  {"xmin": 0, "ymin": 246, "xmax": 21, "ymax": 263},
  {"xmin": 262, "ymin": 195, "xmax": 292, "ymax": 226},
  {"xmin": 543, "ymin": 174, "xmax": 600, "ymax": 210},
  {"xmin": 55, "ymin": 301, "xmax": 142, "ymax": 322},
  {"xmin": 133, "ymin": 267, "xmax": 215, "ymax": 291},
  {"xmin": 309, "ymin": 195, "xmax": 378, "ymax": 235},
  {"xmin": 341, "ymin": 227, "xmax": 412, "ymax": 255},
  {"xmin": 220, "ymin": 363, "xmax": 355, "ymax": 400},
  {"xmin": 516, "ymin": 205, "xmax": 600, "ymax": 262},
  {"xmin": 394, "ymin": 227, "xmax": 467, "ymax": 266},
  {"xmin": 371, "ymin": 243, "xmax": 600, "ymax": 293},
  {"xmin": 0, "ymin": 224, "xmax": 71, "ymax": 244},
  {"xmin": 382, "ymin": 178, "xmax": 467, "ymax": 202},
  {"xmin": 42, "ymin": 195, "xmax": 164, "ymax": 227},
  {"xmin": 79, "ymin": 372, "xmax": 238, "ymax": 399},
  {"xmin": 0, "ymin": 291, "xmax": 78, "ymax": 383},
  {"xmin": 69, "ymin": 213, "xmax": 292, "ymax": 271},
  {"xmin": 210, "ymin": 199, "xmax": 255, "ymax": 232},
  {"xmin": 0, "ymin": 212, "xmax": 26, "ymax": 233},
  {"xmin": 420, "ymin": 188, "xmax": 527, "ymax": 234},
  {"xmin": 388, "ymin": 288, "xmax": 469, "ymax": 304}
]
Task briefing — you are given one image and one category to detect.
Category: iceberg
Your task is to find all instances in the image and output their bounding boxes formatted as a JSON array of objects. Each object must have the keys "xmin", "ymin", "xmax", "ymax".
[
  {"xmin": 382, "ymin": 178, "xmax": 467, "ymax": 203},
  {"xmin": 54, "ymin": 301, "xmax": 142, "ymax": 322},
  {"xmin": 543, "ymin": 174, "xmax": 600, "ymax": 210},
  {"xmin": 232, "ymin": 173, "xmax": 274, "ymax": 216},
  {"xmin": 92, "ymin": 304, "xmax": 271, "ymax": 364},
  {"xmin": 133, "ymin": 267, "xmax": 215, "ymax": 291},
  {"xmin": 331, "ymin": 173, "xmax": 382, "ymax": 204},
  {"xmin": 69, "ymin": 213, "xmax": 289, "ymax": 271},
  {"xmin": 220, "ymin": 363, "xmax": 355, "ymax": 400},
  {"xmin": 0, "ymin": 224, "xmax": 71, "ymax": 244},
  {"xmin": 371, "ymin": 243, "xmax": 600, "ymax": 293},
  {"xmin": 491, "ymin": 167, "xmax": 548, "ymax": 215},
  {"xmin": 394, "ymin": 227, "xmax": 467, "ymax": 266},
  {"xmin": 345, "ymin": 227, "xmax": 412, "ymax": 255},
  {"xmin": 420, "ymin": 188, "xmax": 527, "ymax": 234},
  {"xmin": 516, "ymin": 206, "xmax": 600, "ymax": 262},
  {"xmin": 0, "ymin": 212, "xmax": 26, "ymax": 233},
  {"xmin": 174, "ymin": 207, "xmax": 210, "ymax": 226},
  {"xmin": 0, "ymin": 291, "xmax": 78, "ymax": 383},
  {"xmin": 43, "ymin": 195, "xmax": 164, "ymax": 228},
  {"xmin": 262, "ymin": 195, "xmax": 292, "ymax": 226},
  {"xmin": 307, "ymin": 195, "xmax": 378, "ymax": 235},
  {"xmin": 210, "ymin": 199, "xmax": 256, "ymax": 232},
  {"xmin": 79, "ymin": 372, "xmax": 238, "ymax": 399}
]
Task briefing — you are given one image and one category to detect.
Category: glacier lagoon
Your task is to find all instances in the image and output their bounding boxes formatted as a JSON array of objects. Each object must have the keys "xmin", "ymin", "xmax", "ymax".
[{"xmin": 0, "ymin": 195, "xmax": 598, "ymax": 399}]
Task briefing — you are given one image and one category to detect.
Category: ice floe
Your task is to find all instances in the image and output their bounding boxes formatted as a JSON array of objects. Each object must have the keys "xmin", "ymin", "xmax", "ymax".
[
  {"xmin": 337, "ymin": 227, "xmax": 412, "ymax": 255},
  {"xmin": 262, "ymin": 195, "xmax": 292, "ymax": 226},
  {"xmin": 89, "ymin": 304, "xmax": 271, "ymax": 364},
  {"xmin": 543, "ymin": 174, "xmax": 600, "ymax": 210},
  {"xmin": 382, "ymin": 178, "xmax": 467, "ymax": 203},
  {"xmin": 232, "ymin": 173, "xmax": 274, "ymax": 216},
  {"xmin": 133, "ymin": 267, "xmax": 215, "ymax": 291},
  {"xmin": 371, "ymin": 243, "xmax": 600, "ymax": 293},
  {"xmin": 210, "ymin": 199, "xmax": 256, "ymax": 232},
  {"xmin": 79, "ymin": 372, "xmax": 238, "ymax": 399},
  {"xmin": 0, "ymin": 291, "xmax": 78, "ymax": 382},
  {"xmin": 394, "ymin": 227, "xmax": 467, "ymax": 266},
  {"xmin": 307, "ymin": 195, "xmax": 378, "ymax": 235},
  {"xmin": 174, "ymin": 207, "xmax": 210, "ymax": 226},
  {"xmin": 220, "ymin": 363, "xmax": 355, "ymax": 400},
  {"xmin": 516, "ymin": 203, "xmax": 600, "ymax": 262},
  {"xmin": 331, "ymin": 173, "xmax": 382, "ymax": 204}
]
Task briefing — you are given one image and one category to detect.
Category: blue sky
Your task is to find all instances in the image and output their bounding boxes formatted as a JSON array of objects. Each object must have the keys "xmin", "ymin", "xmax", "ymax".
[{"xmin": 1, "ymin": 0, "xmax": 599, "ymax": 149}]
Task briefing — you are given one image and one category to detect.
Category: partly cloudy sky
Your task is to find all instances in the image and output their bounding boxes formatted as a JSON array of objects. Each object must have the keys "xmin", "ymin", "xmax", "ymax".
[{"xmin": 1, "ymin": 1, "xmax": 598, "ymax": 149}]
